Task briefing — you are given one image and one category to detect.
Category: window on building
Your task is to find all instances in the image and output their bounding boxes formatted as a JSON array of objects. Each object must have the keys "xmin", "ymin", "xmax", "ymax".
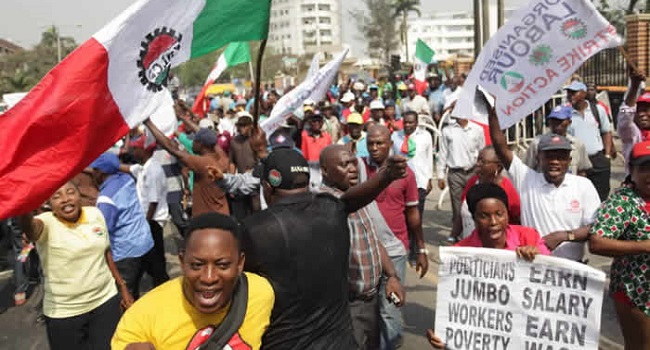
[
  {"xmin": 318, "ymin": 4, "xmax": 331, "ymax": 11},
  {"xmin": 319, "ymin": 17, "xmax": 331, "ymax": 24},
  {"xmin": 320, "ymin": 29, "xmax": 331, "ymax": 36}
]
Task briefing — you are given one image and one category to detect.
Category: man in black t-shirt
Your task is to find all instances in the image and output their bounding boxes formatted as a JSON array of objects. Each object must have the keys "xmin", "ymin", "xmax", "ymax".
[{"xmin": 241, "ymin": 148, "xmax": 407, "ymax": 350}]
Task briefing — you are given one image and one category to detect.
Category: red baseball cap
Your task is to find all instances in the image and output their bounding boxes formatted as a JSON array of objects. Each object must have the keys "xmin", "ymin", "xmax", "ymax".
[
  {"xmin": 636, "ymin": 92, "xmax": 650, "ymax": 104},
  {"xmin": 630, "ymin": 140, "xmax": 650, "ymax": 165},
  {"xmin": 129, "ymin": 136, "xmax": 156, "ymax": 151}
]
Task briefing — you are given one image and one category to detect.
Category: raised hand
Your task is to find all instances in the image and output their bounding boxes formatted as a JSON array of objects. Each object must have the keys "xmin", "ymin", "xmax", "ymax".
[
  {"xmin": 206, "ymin": 165, "xmax": 224, "ymax": 182},
  {"xmin": 385, "ymin": 155, "xmax": 408, "ymax": 180}
]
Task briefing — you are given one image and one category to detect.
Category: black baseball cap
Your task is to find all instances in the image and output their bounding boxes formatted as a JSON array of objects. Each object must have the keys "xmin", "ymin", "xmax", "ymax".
[
  {"xmin": 538, "ymin": 133, "xmax": 572, "ymax": 152},
  {"xmin": 190, "ymin": 128, "xmax": 217, "ymax": 146},
  {"xmin": 262, "ymin": 148, "xmax": 310, "ymax": 190},
  {"xmin": 269, "ymin": 129, "xmax": 296, "ymax": 150}
]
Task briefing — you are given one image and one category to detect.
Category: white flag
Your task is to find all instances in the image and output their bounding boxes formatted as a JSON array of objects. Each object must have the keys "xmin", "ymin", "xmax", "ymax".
[
  {"xmin": 453, "ymin": 0, "xmax": 622, "ymax": 128},
  {"xmin": 261, "ymin": 48, "xmax": 349, "ymax": 135}
]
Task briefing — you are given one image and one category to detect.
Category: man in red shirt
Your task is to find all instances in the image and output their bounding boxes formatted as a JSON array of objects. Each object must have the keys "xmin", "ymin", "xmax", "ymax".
[
  {"xmin": 301, "ymin": 111, "xmax": 332, "ymax": 189},
  {"xmin": 362, "ymin": 125, "xmax": 428, "ymax": 349}
]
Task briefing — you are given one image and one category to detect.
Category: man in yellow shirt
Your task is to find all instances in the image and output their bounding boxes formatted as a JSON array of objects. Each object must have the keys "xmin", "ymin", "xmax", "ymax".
[{"xmin": 112, "ymin": 212, "xmax": 274, "ymax": 350}]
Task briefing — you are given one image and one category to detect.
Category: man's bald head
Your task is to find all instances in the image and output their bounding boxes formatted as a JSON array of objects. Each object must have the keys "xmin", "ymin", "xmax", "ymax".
[
  {"xmin": 367, "ymin": 124, "xmax": 391, "ymax": 141},
  {"xmin": 319, "ymin": 144, "xmax": 349, "ymax": 167},
  {"xmin": 320, "ymin": 144, "xmax": 359, "ymax": 191}
]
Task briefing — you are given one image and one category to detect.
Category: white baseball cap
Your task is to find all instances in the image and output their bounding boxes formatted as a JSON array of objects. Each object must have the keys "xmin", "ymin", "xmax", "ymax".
[
  {"xmin": 198, "ymin": 118, "xmax": 215, "ymax": 129},
  {"xmin": 370, "ymin": 100, "xmax": 385, "ymax": 110},
  {"xmin": 340, "ymin": 91, "xmax": 355, "ymax": 103}
]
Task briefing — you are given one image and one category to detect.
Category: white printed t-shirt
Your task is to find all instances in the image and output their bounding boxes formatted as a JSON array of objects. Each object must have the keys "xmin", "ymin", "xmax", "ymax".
[
  {"xmin": 130, "ymin": 158, "xmax": 169, "ymax": 226},
  {"xmin": 508, "ymin": 156, "xmax": 600, "ymax": 261}
]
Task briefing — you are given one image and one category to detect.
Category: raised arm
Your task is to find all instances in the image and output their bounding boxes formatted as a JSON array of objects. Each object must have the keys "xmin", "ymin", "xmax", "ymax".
[
  {"xmin": 483, "ymin": 92, "xmax": 513, "ymax": 169},
  {"xmin": 341, "ymin": 155, "xmax": 407, "ymax": 213},
  {"xmin": 143, "ymin": 119, "xmax": 189, "ymax": 162},
  {"xmin": 175, "ymin": 100, "xmax": 200, "ymax": 133},
  {"xmin": 624, "ymin": 66, "xmax": 645, "ymax": 108}
]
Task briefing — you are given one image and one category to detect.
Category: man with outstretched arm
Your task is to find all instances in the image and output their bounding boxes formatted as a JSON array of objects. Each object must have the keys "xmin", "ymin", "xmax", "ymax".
[{"xmin": 482, "ymin": 90, "xmax": 600, "ymax": 263}]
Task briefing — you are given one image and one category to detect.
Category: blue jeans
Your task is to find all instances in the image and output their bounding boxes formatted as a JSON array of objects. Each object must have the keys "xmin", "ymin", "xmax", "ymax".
[{"xmin": 379, "ymin": 254, "xmax": 407, "ymax": 350}]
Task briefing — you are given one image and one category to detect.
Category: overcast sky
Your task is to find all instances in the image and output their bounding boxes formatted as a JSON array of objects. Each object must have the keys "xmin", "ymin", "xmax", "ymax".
[{"xmin": 0, "ymin": 0, "xmax": 536, "ymax": 49}]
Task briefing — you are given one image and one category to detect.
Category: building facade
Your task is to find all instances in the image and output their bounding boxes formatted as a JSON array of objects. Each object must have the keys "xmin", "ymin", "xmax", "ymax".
[
  {"xmin": 405, "ymin": 8, "xmax": 514, "ymax": 61},
  {"xmin": 0, "ymin": 39, "xmax": 22, "ymax": 56},
  {"xmin": 268, "ymin": 0, "xmax": 342, "ymax": 56},
  {"xmin": 406, "ymin": 12, "xmax": 475, "ymax": 60}
]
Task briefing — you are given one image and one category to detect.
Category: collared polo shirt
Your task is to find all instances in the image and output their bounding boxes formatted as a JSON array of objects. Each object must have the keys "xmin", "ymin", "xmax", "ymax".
[
  {"xmin": 36, "ymin": 207, "xmax": 117, "ymax": 318},
  {"xmin": 508, "ymin": 156, "xmax": 601, "ymax": 261},
  {"xmin": 363, "ymin": 159, "xmax": 419, "ymax": 252}
]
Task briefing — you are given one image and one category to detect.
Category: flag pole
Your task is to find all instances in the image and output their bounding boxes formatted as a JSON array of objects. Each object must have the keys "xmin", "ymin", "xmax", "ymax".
[
  {"xmin": 618, "ymin": 46, "xmax": 640, "ymax": 72},
  {"xmin": 248, "ymin": 61, "xmax": 255, "ymax": 83},
  {"xmin": 252, "ymin": 39, "xmax": 267, "ymax": 127}
]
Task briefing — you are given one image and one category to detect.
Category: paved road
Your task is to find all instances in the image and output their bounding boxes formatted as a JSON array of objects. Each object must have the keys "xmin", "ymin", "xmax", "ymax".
[{"xmin": 0, "ymin": 157, "xmax": 627, "ymax": 349}]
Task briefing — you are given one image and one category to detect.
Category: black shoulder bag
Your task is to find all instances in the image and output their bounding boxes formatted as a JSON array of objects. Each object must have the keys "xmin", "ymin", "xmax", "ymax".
[{"xmin": 186, "ymin": 273, "xmax": 249, "ymax": 350}]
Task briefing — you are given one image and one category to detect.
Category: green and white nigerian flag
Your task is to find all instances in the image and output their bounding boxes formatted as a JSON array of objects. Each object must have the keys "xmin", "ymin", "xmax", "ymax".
[
  {"xmin": 414, "ymin": 39, "xmax": 436, "ymax": 94},
  {"xmin": 193, "ymin": 42, "xmax": 252, "ymax": 114}
]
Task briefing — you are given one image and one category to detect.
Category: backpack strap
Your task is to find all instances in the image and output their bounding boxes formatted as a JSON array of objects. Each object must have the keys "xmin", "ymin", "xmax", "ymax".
[
  {"xmin": 195, "ymin": 273, "xmax": 249, "ymax": 350},
  {"xmin": 589, "ymin": 101, "xmax": 604, "ymax": 128}
]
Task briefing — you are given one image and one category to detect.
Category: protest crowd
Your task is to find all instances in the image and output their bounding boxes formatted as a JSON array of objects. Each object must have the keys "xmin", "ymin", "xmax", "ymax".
[{"xmin": 0, "ymin": 1, "xmax": 649, "ymax": 350}]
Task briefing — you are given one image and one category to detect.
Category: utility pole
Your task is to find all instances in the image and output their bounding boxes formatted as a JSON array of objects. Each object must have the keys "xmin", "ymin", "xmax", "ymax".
[
  {"xmin": 473, "ymin": 0, "xmax": 481, "ymax": 58},
  {"xmin": 56, "ymin": 29, "xmax": 62, "ymax": 62},
  {"xmin": 482, "ymin": 0, "xmax": 491, "ymax": 45},
  {"xmin": 498, "ymin": 0, "xmax": 504, "ymax": 27}
]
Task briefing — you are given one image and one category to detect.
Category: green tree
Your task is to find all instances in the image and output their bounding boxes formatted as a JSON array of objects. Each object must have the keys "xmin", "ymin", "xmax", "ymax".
[
  {"xmin": 353, "ymin": 0, "xmax": 399, "ymax": 62},
  {"xmin": 0, "ymin": 27, "xmax": 77, "ymax": 95},
  {"xmin": 392, "ymin": 0, "xmax": 421, "ymax": 62}
]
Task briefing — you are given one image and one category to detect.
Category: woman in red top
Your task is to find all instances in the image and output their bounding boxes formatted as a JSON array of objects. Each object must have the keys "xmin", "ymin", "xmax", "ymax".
[
  {"xmin": 449, "ymin": 146, "xmax": 521, "ymax": 242},
  {"xmin": 427, "ymin": 183, "xmax": 549, "ymax": 349}
]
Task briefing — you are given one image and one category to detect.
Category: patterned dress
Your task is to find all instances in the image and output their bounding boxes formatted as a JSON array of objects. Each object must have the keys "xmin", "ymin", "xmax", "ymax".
[{"xmin": 590, "ymin": 187, "xmax": 650, "ymax": 317}]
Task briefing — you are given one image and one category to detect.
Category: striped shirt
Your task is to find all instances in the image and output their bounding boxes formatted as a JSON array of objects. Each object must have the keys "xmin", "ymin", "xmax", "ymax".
[
  {"xmin": 319, "ymin": 185, "xmax": 383, "ymax": 297},
  {"xmin": 153, "ymin": 148, "xmax": 184, "ymax": 203}
]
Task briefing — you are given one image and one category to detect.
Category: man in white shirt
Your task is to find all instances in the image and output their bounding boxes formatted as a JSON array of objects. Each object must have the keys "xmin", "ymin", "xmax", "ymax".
[
  {"xmin": 486, "ymin": 94, "xmax": 601, "ymax": 262},
  {"xmin": 121, "ymin": 136, "xmax": 170, "ymax": 286},
  {"xmin": 565, "ymin": 81, "xmax": 613, "ymax": 201},
  {"xmin": 436, "ymin": 116, "xmax": 485, "ymax": 239},
  {"xmin": 401, "ymin": 83, "xmax": 431, "ymax": 116},
  {"xmin": 392, "ymin": 111, "xmax": 434, "ymax": 215}
]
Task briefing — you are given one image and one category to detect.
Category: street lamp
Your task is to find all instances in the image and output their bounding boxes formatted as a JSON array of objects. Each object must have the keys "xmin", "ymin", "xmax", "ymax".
[{"xmin": 44, "ymin": 24, "xmax": 82, "ymax": 62}]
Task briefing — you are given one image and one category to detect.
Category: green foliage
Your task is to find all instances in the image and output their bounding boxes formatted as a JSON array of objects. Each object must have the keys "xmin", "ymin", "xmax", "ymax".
[
  {"xmin": 392, "ymin": 0, "xmax": 421, "ymax": 60},
  {"xmin": 0, "ymin": 26, "xmax": 77, "ymax": 95},
  {"xmin": 353, "ymin": 0, "xmax": 400, "ymax": 62}
]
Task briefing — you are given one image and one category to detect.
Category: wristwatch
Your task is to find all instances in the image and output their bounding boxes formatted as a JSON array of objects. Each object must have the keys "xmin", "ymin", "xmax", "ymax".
[
  {"xmin": 417, "ymin": 248, "xmax": 429, "ymax": 255},
  {"xmin": 567, "ymin": 230, "xmax": 575, "ymax": 241}
]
